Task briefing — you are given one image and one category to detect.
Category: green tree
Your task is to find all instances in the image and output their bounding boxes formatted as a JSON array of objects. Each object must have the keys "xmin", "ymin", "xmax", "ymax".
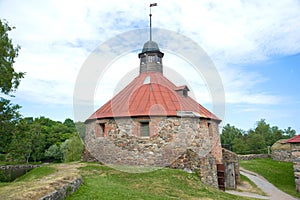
[
  {"xmin": 61, "ymin": 135, "xmax": 84, "ymax": 162},
  {"xmin": 271, "ymin": 126, "xmax": 284, "ymax": 144},
  {"xmin": 232, "ymin": 138, "xmax": 248, "ymax": 154},
  {"xmin": 0, "ymin": 98, "xmax": 21, "ymax": 154},
  {"xmin": 45, "ymin": 144, "xmax": 63, "ymax": 162},
  {"xmin": 9, "ymin": 121, "xmax": 33, "ymax": 162},
  {"xmin": 63, "ymin": 118, "xmax": 75, "ymax": 129},
  {"xmin": 0, "ymin": 19, "xmax": 24, "ymax": 95},
  {"xmin": 28, "ymin": 119, "xmax": 45, "ymax": 162},
  {"xmin": 247, "ymin": 132, "xmax": 266, "ymax": 154},
  {"xmin": 284, "ymin": 127, "xmax": 296, "ymax": 138},
  {"xmin": 221, "ymin": 124, "xmax": 244, "ymax": 150},
  {"xmin": 0, "ymin": 19, "xmax": 24, "ymax": 157}
]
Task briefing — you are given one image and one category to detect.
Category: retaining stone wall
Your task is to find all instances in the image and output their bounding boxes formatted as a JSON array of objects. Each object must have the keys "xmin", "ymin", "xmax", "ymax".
[
  {"xmin": 222, "ymin": 149, "xmax": 240, "ymax": 189},
  {"xmin": 272, "ymin": 150, "xmax": 291, "ymax": 162},
  {"xmin": 170, "ymin": 149, "xmax": 218, "ymax": 188},
  {"xmin": 0, "ymin": 164, "xmax": 41, "ymax": 170},
  {"xmin": 290, "ymin": 143, "xmax": 300, "ymax": 192},
  {"xmin": 238, "ymin": 154, "xmax": 269, "ymax": 160},
  {"xmin": 40, "ymin": 177, "xmax": 83, "ymax": 200}
]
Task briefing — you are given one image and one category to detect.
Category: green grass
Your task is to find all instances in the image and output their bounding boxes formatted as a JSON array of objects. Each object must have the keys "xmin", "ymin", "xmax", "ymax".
[
  {"xmin": 67, "ymin": 164, "xmax": 253, "ymax": 200},
  {"xmin": 240, "ymin": 158, "xmax": 300, "ymax": 198},
  {"xmin": 14, "ymin": 166, "xmax": 56, "ymax": 182}
]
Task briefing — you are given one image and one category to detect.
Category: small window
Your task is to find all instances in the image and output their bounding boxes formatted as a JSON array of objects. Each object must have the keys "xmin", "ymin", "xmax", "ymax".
[
  {"xmin": 141, "ymin": 56, "xmax": 146, "ymax": 64},
  {"xmin": 208, "ymin": 122, "xmax": 213, "ymax": 136},
  {"xmin": 157, "ymin": 57, "xmax": 161, "ymax": 63},
  {"xmin": 140, "ymin": 122, "xmax": 149, "ymax": 137},
  {"xmin": 99, "ymin": 123, "xmax": 105, "ymax": 137},
  {"xmin": 148, "ymin": 55, "xmax": 155, "ymax": 62}
]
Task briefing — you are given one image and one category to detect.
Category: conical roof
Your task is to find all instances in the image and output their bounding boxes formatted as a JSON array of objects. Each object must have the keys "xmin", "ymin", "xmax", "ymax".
[{"xmin": 87, "ymin": 72, "xmax": 220, "ymax": 121}]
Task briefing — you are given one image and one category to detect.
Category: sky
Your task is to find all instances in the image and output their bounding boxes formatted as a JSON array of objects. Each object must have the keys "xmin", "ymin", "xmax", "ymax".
[{"xmin": 1, "ymin": 0, "xmax": 300, "ymax": 133}]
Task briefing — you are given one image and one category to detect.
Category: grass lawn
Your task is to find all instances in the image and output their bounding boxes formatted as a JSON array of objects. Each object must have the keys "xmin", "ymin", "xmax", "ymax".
[
  {"xmin": 15, "ymin": 166, "xmax": 56, "ymax": 182},
  {"xmin": 239, "ymin": 158, "xmax": 300, "ymax": 198},
  {"xmin": 67, "ymin": 164, "xmax": 253, "ymax": 200}
]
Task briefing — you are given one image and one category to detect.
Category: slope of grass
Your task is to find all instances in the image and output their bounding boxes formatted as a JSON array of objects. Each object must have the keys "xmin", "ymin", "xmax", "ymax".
[
  {"xmin": 0, "ymin": 163, "xmax": 83, "ymax": 199},
  {"xmin": 15, "ymin": 166, "xmax": 56, "ymax": 182},
  {"xmin": 239, "ymin": 158, "xmax": 300, "ymax": 198},
  {"xmin": 67, "ymin": 164, "xmax": 253, "ymax": 200}
]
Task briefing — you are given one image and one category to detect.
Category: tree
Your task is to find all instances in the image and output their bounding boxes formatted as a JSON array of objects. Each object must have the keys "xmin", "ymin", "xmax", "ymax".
[
  {"xmin": 61, "ymin": 135, "xmax": 84, "ymax": 162},
  {"xmin": 45, "ymin": 144, "xmax": 63, "ymax": 162},
  {"xmin": 284, "ymin": 127, "xmax": 296, "ymax": 138},
  {"xmin": 221, "ymin": 124, "xmax": 244, "ymax": 150},
  {"xmin": 63, "ymin": 118, "xmax": 75, "ymax": 129},
  {"xmin": 0, "ymin": 98, "xmax": 21, "ymax": 154},
  {"xmin": 0, "ymin": 19, "xmax": 24, "ymax": 95},
  {"xmin": 0, "ymin": 19, "xmax": 24, "ymax": 158},
  {"xmin": 9, "ymin": 121, "xmax": 33, "ymax": 162},
  {"xmin": 247, "ymin": 132, "xmax": 266, "ymax": 154},
  {"xmin": 232, "ymin": 138, "xmax": 248, "ymax": 154}
]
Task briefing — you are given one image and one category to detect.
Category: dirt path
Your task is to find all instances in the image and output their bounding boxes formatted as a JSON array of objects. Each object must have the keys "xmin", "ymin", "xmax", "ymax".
[
  {"xmin": 239, "ymin": 167, "xmax": 298, "ymax": 200},
  {"xmin": 226, "ymin": 190, "xmax": 269, "ymax": 199}
]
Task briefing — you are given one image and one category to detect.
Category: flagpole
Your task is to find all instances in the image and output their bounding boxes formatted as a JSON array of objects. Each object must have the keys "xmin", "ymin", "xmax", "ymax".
[
  {"xmin": 149, "ymin": 6, "xmax": 152, "ymax": 41},
  {"xmin": 149, "ymin": 3, "xmax": 157, "ymax": 41}
]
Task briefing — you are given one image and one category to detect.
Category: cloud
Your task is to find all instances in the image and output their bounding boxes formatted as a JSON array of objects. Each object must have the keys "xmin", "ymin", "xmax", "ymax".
[{"xmin": 0, "ymin": 0, "xmax": 299, "ymax": 114}]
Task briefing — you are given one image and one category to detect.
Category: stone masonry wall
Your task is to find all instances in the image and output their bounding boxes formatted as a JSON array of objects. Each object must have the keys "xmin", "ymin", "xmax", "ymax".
[
  {"xmin": 222, "ymin": 148, "xmax": 240, "ymax": 189},
  {"xmin": 272, "ymin": 150, "xmax": 291, "ymax": 162},
  {"xmin": 83, "ymin": 117, "xmax": 221, "ymax": 166},
  {"xmin": 290, "ymin": 143, "xmax": 300, "ymax": 192},
  {"xmin": 170, "ymin": 149, "xmax": 218, "ymax": 188},
  {"xmin": 83, "ymin": 116, "xmax": 222, "ymax": 187},
  {"xmin": 238, "ymin": 154, "xmax": 269, "ymax": 160}
]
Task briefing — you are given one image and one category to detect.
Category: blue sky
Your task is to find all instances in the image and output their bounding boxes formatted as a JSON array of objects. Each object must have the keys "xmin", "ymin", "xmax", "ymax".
[{"xmin": 1, "ymin": 0, "xmax": 300, "ymax": 133}]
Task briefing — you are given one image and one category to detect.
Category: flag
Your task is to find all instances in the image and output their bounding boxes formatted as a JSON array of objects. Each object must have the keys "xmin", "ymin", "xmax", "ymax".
[{"xmin": 150, "ymin": 3, "xmax": 157, "ymax": 7}]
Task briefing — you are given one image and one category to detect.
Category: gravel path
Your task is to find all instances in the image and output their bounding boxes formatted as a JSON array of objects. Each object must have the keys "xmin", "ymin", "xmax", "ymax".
[{"xmin": 238, "ymin": 167, "xmax": 298, "ymax": 200}]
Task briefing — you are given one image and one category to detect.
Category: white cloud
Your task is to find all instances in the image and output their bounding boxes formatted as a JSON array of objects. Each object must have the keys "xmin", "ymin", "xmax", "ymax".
[{"xmin": 1, "ymin": 0, "xmax": 299, "ymax": 114}]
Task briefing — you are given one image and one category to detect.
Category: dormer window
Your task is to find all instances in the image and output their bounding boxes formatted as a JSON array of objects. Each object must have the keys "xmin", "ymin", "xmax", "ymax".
[{"xmin": 175, "ymin": 85, "xmax": 190, "ymax": 97}]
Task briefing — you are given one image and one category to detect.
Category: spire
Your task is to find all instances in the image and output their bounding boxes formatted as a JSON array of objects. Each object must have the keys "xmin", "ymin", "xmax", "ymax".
[
  {"xmin": 138, "ymin": 3, "xmax": 163, "ymax": 74},
  {"xmin": 149, "ymin": 3, "xmax": 157, "ymax": 41}
]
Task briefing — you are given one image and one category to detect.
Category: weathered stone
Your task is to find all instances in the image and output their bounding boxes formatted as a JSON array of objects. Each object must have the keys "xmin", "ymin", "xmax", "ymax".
[
  {"xmin": 83, "ymin": 117, "xmax": 223, "ymax": 188},
  {"xmin": 238, "ymin": 154, "xmax": 269, "ymax": 160}
]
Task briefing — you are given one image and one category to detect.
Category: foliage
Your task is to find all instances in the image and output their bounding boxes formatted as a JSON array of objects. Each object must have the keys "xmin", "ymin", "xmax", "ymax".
[
  {"xmin": 221, "ymin": 119, "xmax": 297, "ymax": 154},
  {"xmin": 0, "ymin": 19, "xmax": 25, "ymax": 95},
  {"xmin": 61, "ymin": 135, "xmax": 84, "ymax": 162},
  {"xmin": 0, "ymin": 98, "xmax": 21, "ymax": 154},
  {"xmin": 45, "ymin": 144, "xmax": 63, "ymax": 162},
  {"xmin": 67, "ymin": 165, "xmax": 251, "ymax": 200},
  {"xmin": 240, "ymin": 158, "xmax": 299, "ymax": 198},
  {"xmin": 2, "ymin": 115, "xmax": 82, "ymax": 163},
  {"xmin": 221, "ymin": 124, "xmax": 244, "ymax": 151}
]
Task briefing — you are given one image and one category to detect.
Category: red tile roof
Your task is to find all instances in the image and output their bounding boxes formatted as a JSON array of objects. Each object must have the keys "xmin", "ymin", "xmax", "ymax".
[
  {"xmin": 87, "ymin": 72, "xmax": 220, "ymax": 121},
  {"xmin": 286, "ymin": 135, "xmax": 300, "ymax": 143}
]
